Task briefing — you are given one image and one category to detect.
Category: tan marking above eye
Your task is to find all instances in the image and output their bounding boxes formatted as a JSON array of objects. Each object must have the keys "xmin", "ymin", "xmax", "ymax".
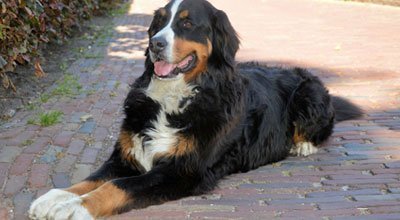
[{"xmin": 179, "ymin": 10, "xmax": 189, "ymax": 19}]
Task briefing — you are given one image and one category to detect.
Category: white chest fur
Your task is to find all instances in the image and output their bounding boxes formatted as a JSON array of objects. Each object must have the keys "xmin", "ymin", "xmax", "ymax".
[
  {"xmin": 146, "ymin": 75, "xmax": 196, "ymax": 114},
  {"xmin": 131, "ymin": 76, "xmax": 196, "ymax": 171}
]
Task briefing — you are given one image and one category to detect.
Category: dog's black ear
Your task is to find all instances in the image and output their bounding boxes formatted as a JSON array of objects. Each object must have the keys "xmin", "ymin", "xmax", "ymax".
[{"xmin": 210, "ymin": 10, "xmax": 240, "ymax": 69}]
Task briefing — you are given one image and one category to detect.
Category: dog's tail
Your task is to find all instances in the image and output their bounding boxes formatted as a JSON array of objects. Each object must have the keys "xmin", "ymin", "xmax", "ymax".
[{"xmin": 332, "ymin": 96, "xmax": 364, "ymax": 122}]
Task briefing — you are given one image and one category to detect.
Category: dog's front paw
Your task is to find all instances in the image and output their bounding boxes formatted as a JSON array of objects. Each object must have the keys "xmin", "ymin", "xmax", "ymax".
[
  {"xmin": 47, "ymin": 197, "xmax": 94, "ymax": 220},
  {"xmin": 29, "ymin": 189, "xmax": 78, "ymax": 220}
]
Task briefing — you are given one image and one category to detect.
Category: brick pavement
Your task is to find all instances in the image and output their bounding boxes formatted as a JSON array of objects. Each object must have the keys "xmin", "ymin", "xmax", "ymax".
[{"xmin": 1, "ymin": 0, "xmax": 400, "ymax": 219}]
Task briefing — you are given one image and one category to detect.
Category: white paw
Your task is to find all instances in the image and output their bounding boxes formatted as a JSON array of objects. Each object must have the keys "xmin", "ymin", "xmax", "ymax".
[
  {"xmin": 29, "ymin": 189, "xmax": 79, "ymax": 220},
  {"xmin": 290, "ymin": 142, "xmax": 318, "ymax": 156},
  {"xmin": 47, "ymin": 197, "xmax": 94, "ymax": 220}
]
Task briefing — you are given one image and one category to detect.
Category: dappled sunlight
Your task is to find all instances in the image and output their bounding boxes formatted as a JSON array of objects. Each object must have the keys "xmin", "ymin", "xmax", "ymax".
[
  {"xmin": 103, "ymin": 0, "xmax": 165, "ymax": 62},
  {"xmin": 114, "ymin": 24, "xmax": 148, "ymax": 34},
  {"xmin": 107, "ymin": 37, "xmax": 148, "ymax": 60},
  {"xmin": 105, "ymin": 1, "xmax": 154, "ymax": 61}
]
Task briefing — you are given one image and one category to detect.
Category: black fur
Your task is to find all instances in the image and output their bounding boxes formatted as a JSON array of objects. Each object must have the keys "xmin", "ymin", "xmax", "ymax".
[{"xmin": 78, "ymin": 0, "xmax": 363, "ymax": 216}]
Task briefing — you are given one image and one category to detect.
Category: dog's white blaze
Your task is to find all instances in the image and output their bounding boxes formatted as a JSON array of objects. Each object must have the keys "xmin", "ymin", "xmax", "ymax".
[
  {"xmin": 152, "ymin": 0, "xmax": 183, "ymax": 62},
  {"xmin": 132, "ymin": 112, "xmax": 179, "ymax": 171}
]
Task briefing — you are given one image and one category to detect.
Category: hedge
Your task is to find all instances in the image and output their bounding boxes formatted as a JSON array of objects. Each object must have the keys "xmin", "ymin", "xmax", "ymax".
[{"xmin": 0, "ymin": 0, "xmax": 123, "ymax": 91}]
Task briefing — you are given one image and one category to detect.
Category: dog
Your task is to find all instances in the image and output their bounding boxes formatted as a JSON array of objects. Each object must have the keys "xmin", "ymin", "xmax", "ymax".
[{"xmin": 29, "ymin": 0, "xmax": 363, "ymax": 219}]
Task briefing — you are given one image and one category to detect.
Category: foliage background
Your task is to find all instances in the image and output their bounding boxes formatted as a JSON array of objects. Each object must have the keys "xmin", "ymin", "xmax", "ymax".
[{"xmin": 0, "ymin": 0, "xmax": 121, "ymax": 91}]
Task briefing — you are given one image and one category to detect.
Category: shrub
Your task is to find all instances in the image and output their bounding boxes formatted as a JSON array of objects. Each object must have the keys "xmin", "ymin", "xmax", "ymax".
[{"xmin": 0, "ymin": 0, "xmax": 123, "ymax": 91}]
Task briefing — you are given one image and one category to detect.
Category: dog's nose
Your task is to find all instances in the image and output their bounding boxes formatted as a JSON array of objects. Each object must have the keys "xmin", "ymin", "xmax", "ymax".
[{"xmin": 150, "ymin": 37, "xmax": 167, "ymax": 53}]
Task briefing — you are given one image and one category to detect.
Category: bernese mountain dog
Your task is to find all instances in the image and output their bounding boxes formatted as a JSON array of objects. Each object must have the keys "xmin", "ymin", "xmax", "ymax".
[{"xmin": 29, "ymin": 0, "xmax": 363, "ymax": 219}]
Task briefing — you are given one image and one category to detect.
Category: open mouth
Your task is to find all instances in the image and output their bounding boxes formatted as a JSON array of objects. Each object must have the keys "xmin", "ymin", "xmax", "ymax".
[{"xmin": 153, "ymin": 53, "xmax": 197, "ymax": 79}]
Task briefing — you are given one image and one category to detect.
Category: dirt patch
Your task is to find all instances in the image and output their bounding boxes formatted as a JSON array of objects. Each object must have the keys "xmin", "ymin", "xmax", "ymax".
[{"xmin": 0, "ymin": 15, "xmax": 113, "ymax": 122}]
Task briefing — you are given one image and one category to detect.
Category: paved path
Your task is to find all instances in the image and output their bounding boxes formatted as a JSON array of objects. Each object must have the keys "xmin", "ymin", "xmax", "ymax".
[{"xmin": 1, "ymin": 0, "xmax": 400, "ymax": 219}]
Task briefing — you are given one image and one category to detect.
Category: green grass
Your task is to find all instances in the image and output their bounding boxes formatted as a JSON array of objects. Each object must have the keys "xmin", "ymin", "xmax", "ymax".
[
  {"xmin": 110, "ymin": 2, "xmax": 130, "ymax": 16},
  {"xmin": 109, "ymin": 91, "xmax": 117, "ymax": 97},
  {"xmin": 39, "ymin": 111, "xmax": 63, "ymax": 126},
  {"xmin": 39, "ymin": 94, "xmax": 51, "ymax": 103},
  {"xmin": 26, "ymin": 102, "xmax": 38, "ymax": 111},
  {"xmin": 21, "ymin": 139, "xmax": 34, "ymax": 146},
  {"xmin": 83, "ymin": 53, "xmax": 104, "ymax": 59},
  {"xmin": 86, "ymin": 89, "xmax": 96, "ymax": 96},
  {"xmin": 51, "ymin": 74, "xmax": 82, "ymax": 96},
  {"xmin": 114, "ymin": 81, "xmax": 121, "ymax": 89},
  {"xmin": 27, "ymin": 110, "xmax": 63, "ymax": 127}
]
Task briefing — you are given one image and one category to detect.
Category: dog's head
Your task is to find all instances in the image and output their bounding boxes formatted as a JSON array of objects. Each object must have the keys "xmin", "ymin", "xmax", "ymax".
[{"xmin": 147, "ymin": 0, "xmax": 239, "ymax": 82}]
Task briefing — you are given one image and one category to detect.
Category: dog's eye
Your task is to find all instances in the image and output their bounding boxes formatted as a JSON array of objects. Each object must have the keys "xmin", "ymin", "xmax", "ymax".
[{"xmin": 182, "ymin": 20, "xmax": 192, "ymax": 29}]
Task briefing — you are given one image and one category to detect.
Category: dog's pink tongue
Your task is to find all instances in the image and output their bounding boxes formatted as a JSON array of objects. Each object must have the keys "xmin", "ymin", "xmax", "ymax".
[{"xmin": 154, "ymin": 61, "xmax": 176, "ymax": 76}]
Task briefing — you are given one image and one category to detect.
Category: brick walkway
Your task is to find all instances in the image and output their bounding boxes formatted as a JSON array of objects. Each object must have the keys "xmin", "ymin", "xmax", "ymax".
[{"xmin": 1, "ymin": 0, "xmax": 400, "ymax": 219}]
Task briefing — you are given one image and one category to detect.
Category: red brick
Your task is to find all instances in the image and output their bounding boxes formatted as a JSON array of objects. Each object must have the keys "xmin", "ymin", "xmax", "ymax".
[
  {"xmin": 23, "ymin": 136, "xmax": 50, "ymax": 154},
  {"xmin": 4, "ymin": 175, "xmax": 27, "ymax": 196},
  {"xmin": 0, "ymin": 208, "xmax": 10, "ymax": 220},
  {"xmin": 369, "ymin": 204, "xmax": 400, "ymax": 214},
  {"xmin": 13, "ymin": 191, "xmax": 34, "ymax": 215},
  {"xmin": 28, "ymin": 164, "xmax": 50, "ymax": 188},
  {"xmin": 53, "ymin": 131, "xmax": 74, "ymax": 147},
  {"xmin": 190, "ymin": 210, "xmax": 275, "ymax": 219},
  {"xmin": 329, "ymin": 174, "xmax": 398, "ymax": 180},
  {"xmin": 98, "ymin": 114, "xmax": 114, "ymax": 127},
  {"xmin": 80, "ymin": 148, "xmax": 99, "ymax": 164},
  {"xmin": 9, "ymin": 154, "xmax": 35, "ymax": 175},
  {"xmin": 237, "ymin": 203, "xmax": 314, "ymax": 212},
  {"xmin": 40, "ymin": 125, "xmax": 62, "ymax": 138},
  {"xmin": 0, "ymin": 162, "xmax": 9, "ymax": 187},
  {"xmin": 93, "ymin": 127, "xmax": 109, "ymax": 142},
  {"xmin": 67, "ymin": 139, "xmax": 86, "ymax": 155},
  {"xmin": 322, "ymin": 178, "xmax": 398, "ymax": 186},
  {"xmin": 318, "ymin": 200, "xmax": 400, "ymax": 210},
  {"xmin": 306, "ymin": 188, "xmax": 381, "ymax": 198},
  {"xmin": 281, "ymin": 208, "xmax": 360, "ymax": 218},
  {"xmin": 6, "ymin": 131, "xmax": 36, "ymax": 146},
  {"xmin": 0, "ymin": 127, "xmax": 24, "ymax": 139},
  {"xmin": 76, "ymin": 102, "xmax": 91, "ymax": 112},
  {"xmin": 55, "ymin": 155, "xmax": 77, "ymax": 172},
  {"xmin": 118, "ymin": 210, "xmax": 188, "ymax": 220},
  {"xmin": 36, "ymin": 187, "xmax": 52, "ymax": 198}
]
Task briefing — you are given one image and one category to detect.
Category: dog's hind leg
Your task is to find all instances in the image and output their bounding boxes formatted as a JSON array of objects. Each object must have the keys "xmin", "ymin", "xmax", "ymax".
[{"xmin": 288, "ymin": 69, "xmax": 335, "ymax": 157}]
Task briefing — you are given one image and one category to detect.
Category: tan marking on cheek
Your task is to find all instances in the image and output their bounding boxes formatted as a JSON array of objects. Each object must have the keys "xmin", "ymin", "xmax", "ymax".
[
  {"xmin": 82, "ymin": 182, "xmax": 130, "ymax": 217},
  {"xmin": 179, "ymin": 10, "xmax": 189, "ymax": 19},
  {"xmin": 65, "ymin": 180, "xmax": 105, "ymax": 195},
  {"xmin": 174, "ymin": 38, "xmax": 211, "ymax": 82}
]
